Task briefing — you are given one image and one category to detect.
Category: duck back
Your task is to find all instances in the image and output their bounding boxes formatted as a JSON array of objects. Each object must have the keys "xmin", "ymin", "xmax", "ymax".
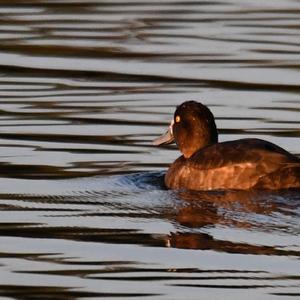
[{"xmin": 165, "ymin": 138, "xmax": 300, "ymax": 190}]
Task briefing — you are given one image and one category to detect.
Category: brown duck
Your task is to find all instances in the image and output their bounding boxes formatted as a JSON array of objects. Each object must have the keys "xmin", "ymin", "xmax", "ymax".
[{"xmin": 154, "ymin": 101, "xmax": 300, "ymax": 190}]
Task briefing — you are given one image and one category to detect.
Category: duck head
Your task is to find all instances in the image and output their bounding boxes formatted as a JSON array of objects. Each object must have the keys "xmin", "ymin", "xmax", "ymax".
[{"xmin": 154, "ymin": 101, "xmax": 218, "ymax": 158}]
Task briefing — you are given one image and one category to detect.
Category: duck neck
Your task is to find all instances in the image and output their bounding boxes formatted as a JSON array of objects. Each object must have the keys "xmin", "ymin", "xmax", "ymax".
[{"xmin": 180, "ymin": 132, "xmax": 218, "ymax": 158}]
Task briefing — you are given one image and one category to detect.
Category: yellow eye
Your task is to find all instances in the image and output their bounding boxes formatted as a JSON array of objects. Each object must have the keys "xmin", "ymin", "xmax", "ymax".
[{"xmin": 175, "ymin": 115, "xmax": 181, "ymax": 123}]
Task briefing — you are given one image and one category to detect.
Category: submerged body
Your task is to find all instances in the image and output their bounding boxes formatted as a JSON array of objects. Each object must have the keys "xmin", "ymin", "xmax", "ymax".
[{"xmin": 154, "ymin": 101, "xmax": 300, "ymax": 191}]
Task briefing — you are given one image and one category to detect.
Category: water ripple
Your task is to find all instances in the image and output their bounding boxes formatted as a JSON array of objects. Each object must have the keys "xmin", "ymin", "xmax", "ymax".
[{"xmin": 0, "ymin": 1, "xmax": 299, "ymax": 299}]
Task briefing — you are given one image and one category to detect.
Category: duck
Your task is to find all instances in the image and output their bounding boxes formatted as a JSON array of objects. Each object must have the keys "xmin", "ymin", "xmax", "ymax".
[{"xmin": 153, "ymin": 101, "xmax": 300, "ymax": 190}]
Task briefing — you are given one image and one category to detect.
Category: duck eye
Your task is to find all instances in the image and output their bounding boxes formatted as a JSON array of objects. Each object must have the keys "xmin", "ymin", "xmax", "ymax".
[{"xmin": 175, "ymin": 115, "xmax": 181, "ymax": 123}]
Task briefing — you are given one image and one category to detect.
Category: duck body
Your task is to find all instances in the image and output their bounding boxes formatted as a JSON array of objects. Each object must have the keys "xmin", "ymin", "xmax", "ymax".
[
  {"xmin": 165, "ymin": 138, "xmax": 300, "ymax": 190},
  {"xmin": 154, "ymin": 101, "xmax": 300, "ymax": 191}
]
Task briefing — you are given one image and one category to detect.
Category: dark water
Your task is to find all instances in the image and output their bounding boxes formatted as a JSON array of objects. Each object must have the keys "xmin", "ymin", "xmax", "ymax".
[{"xmin": 0, "ymin": 0, "xmax": 299, "ymax": 299}]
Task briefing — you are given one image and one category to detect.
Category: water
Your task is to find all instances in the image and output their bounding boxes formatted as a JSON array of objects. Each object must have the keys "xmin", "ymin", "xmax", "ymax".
[{"xmin": 0, "ymin": 0, "xmax": 299, "ymax": 299}]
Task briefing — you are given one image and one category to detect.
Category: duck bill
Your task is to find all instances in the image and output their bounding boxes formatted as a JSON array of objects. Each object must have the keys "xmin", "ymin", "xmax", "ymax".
[{"xmin": 153, "ymin": 122, "xmax": 174, "ymax": 146}]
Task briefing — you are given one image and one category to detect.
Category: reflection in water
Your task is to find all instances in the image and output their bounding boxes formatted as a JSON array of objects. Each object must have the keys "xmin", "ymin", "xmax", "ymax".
[
  {"xmin": 168, "ymin": 189, "xmax": 300, "ymax": 255},
  {"xmin": 0, "ymin": 173, "xmax": 299, "ymax": 253},
  {"xmin": 0, "ymin": 172, "xmax": 299, "ymax": 299},
  {"xmin": 0, "ymin": 0, "xmax": 299, "ymax": 299}
]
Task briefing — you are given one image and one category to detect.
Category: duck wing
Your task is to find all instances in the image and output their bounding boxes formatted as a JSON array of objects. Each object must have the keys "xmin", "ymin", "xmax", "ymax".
[{"xmin": 165, "ymin": 138, "xmax": 300, "ymax": 190}]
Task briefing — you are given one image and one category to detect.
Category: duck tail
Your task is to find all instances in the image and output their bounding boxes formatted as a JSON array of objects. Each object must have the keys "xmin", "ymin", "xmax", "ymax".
[{"xmin": 254, "ymin": 165, "xmax": 300, "ymax": 190}]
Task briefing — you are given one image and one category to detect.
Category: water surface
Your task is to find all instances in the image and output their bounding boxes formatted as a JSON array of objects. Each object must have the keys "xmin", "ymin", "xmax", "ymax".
[{"xmin": 0, "ymin": 0, "xmax": 299, "ymax": 299}]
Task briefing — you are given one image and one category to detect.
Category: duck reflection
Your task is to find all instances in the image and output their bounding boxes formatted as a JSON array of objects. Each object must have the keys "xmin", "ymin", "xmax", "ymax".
[
  {"xmin": 173, "ymin": 189, "xmax": 279, "ymax": 227},
  {"xmin": 164, "ymin": 189, "xmax": 300, "ymax": 255}
]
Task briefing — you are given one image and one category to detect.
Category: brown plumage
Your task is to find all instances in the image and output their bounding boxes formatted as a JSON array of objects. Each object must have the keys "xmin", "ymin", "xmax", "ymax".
[{"xmin": 154, "ymin": 101, "xmax": 300, "ymax": 190}]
